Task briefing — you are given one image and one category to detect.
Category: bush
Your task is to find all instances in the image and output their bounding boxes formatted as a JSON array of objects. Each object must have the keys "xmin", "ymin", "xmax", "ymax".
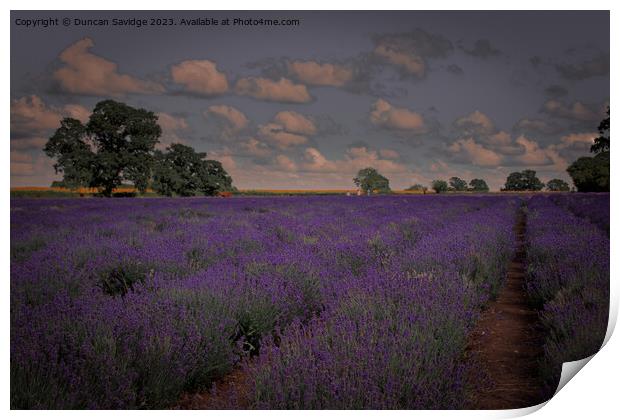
[{"xmin": 98, "ymin": 261, "xmax": 151, "ymax": 297}]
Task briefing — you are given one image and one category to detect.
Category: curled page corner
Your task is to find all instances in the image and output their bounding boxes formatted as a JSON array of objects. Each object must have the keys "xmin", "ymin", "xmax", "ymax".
[
  {"xmin": 490, "ymin": 351, "xmax": 603, "ymax": 418},
  {"xmin": 549, "ymin": 303, "xmax": 616, "ymax": 397},
  {"xmin": 493, "ymin": 400, "xmax": 549, "ymax": 419},
  {"xmin": 602, "ymin": 306, "xmax": 617, "ymax": 348},
  {"xmin": 554, "ymin": 355, "xmax": 595, "ymax": 397}
]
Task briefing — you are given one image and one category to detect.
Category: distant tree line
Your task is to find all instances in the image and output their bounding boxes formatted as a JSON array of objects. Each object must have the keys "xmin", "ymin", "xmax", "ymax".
[
  {"xmin": 352, "ymin": 169, "xmax": 572, "ymax": 195},
  {"xmin": 46, "ymin": 100, "xmax": 608, "ymax": 197},
  {"xmin": 352, "ymin": 108, "xmax": 610, "ymax": 195},
  {"xmin": 427, "ymin": 177, "xmax": 489, "ymax": 193},
  {"xmin": 44, "ymin": 100, "xmax": 234, "ymax": 197}
]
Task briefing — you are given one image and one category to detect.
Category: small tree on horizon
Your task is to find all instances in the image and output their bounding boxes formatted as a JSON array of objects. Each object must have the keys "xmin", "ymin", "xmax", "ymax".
[
  {"xmin": 546, "ymin": 178, "xmax": 570, "ymax": 192},
  {"xmin": 502, "ymin": 170, "xmax": 544, "ymax": 191},
  {"xmin": 449, "ymin": 177, "xmax": 468, "ymax": 191},
  {"xmin": 353, "ymin": 167, "xmax": 391, "ymax": 194},
  {"xmin": 431, "ymin": 179, "xmax": 449, "ymax": 193},
  {"xmin": 469, "ymin": 178, "xmax": 489, "ymax": 192}
]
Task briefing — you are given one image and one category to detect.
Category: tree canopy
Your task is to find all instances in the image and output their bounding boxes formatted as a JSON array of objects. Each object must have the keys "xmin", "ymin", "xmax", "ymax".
[
  {"xmin": 44, "ymin": 100, "xmax": 234, "ymax": 197},
  {"xmin": 469, "ymin": 178, "xmax": 489, "ymax": 192},
  {"xmin": 502, "ymin": 170, "xmax": 544, "ymax": 191},
  {"xmin": 567, "ymin": 107, "xmax": 610, "ymax": 192},
  {"xmin": 353, "ymin": 168, "xmax": 391, "ymax": 194},
  {"xmin": 591, "ymin": 106, "xmax": 610, "ymax": 154},
  {"xmin": 431, "ymin": 179, "xmax": 448, "ymax": 193},
  {"xmin": 567, "ymin": 152, "xmax": 609, "ymax": 192},
  {"xmin": 152, "ymin": 143, "xmax": 234, "ymax": 196},
  {"xmin": 44, "ymin": 100, "xmax": 161, "ymax": 196},
  {"xmin": 546, "ymin": 178, "xmax": 570, "ymax": 192},
  {"xmin": 449, "ymin": 177, "xmax": 468, "ymax": 191}
]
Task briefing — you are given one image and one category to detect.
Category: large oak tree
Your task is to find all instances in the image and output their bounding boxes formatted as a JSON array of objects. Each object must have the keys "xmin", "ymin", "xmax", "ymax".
[{"xmin": 45, "ymin": 100, "xmax": 161, "ymax": 196}]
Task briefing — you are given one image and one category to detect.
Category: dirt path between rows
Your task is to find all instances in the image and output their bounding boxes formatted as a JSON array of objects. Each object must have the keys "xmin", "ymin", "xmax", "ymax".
[
  {"xmin": 174, "ymin": 368, "xmax": 251, "ymax": 409},
  {"xmin": 464, "ymin": 206, "xmax": 547, "ymax": 409}
]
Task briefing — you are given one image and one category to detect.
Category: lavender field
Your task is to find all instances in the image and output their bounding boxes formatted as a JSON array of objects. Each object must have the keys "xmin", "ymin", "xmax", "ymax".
[{"xmin": 10, "ymin": 194, "xmax": 609, "ymax": 409}]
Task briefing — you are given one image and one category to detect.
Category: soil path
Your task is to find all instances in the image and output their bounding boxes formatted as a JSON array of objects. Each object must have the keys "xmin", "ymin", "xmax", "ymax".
[
  {"xmin": 174, "ymin": 368, "xmax": 251, "ymax": 409},
  {"xmin": 464, "ymin": 206, "xmax": 547, "ymax": 409}
]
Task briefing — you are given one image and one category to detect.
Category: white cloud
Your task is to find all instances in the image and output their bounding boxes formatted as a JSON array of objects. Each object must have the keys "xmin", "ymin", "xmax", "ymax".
[
  {"xmin": 508, "ymin": 135, "xmax": 569, "ymax": 171},
  {"xmin": 274, "ymin": 154, "xmax": 298, "ymax": 172},
  {"xmin": 156, "ymin": 113, "xmax": 189, "ymax": 149},
  {"xmin": 206, "ymin": 105, "xmax": 249, "ymax": 132},
  {"xmin": 374, "ymin": 45, "xmax": 425, "ymax": 77},
  {"xmin": 171, "ymin": 60, "xmax": 228, "ymax": 96},
  {"xmin": 542, "ymin": 99, "xmax": 600, "ymax": 121},
  {"xmin": 370, "ymin": 99, "xmax": 427, "ymax": 133},
  {"xmin": 241, "ymin": 138, "xmax": 272, "ymax": 158},
  {"xmin": 514, "ymin": 135, "xmax": 551, "ymax": 166},
  {"xmin": 11, "ymin": 95, "xmax": 90, "ymax": 137},
  {"xmin": 54, "ymin": 38, "xmax": 164, "ymax": 95},
  {"xmin": 560, "ymin": 132, "xmax": 597, "ymax": 146},
  {"xmin": 454, "ymin": 110, "xmax": 495, "ymax": 135},
  {"xmin": 486, "ymin": 131, "xmax": 511, "ymax": 146},
  {"xmin": 448, "ymin": 138, "xmax": 503, "ymax": 167},
  {"xmin": 288, "ymin": 60, "xmax": 353, "ymax": 87},
  {"xmin": 258, "ymin": 123, "xmax": 308, "ymax": 149},
  {"xmin": 255, "ymin": 111, "xmax": 319, "ymax": 149},
  {"xmin": 300, "ymin": 146, "xmax": 408, "ymax": 174},
  {"xmin": 379, "ymin": 149, "xmax": 400, "ymax": 160},
  {"xmin": 235, "ymin": 77, "xmax": 311, "ymax": 103},
  {"xmin": 273, "ymin": 111, "xmax": 316, "ymax": 135}
]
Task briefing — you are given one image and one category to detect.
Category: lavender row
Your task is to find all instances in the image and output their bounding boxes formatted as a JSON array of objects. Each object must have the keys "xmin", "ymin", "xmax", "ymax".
[
  {"xmin": 11, "ymin": 195, "xmax": 509, "ymax": 408},
  {"xmin": 243, "ymin": 198, "xmax": 518, "ymax": 409},
  {"xmin": 524, "ymin": 196, "xmax": 609, "ymax": 395},
  {"xmin": 549, "ymin": 193, "xmax": 609, "ymax": 235}
]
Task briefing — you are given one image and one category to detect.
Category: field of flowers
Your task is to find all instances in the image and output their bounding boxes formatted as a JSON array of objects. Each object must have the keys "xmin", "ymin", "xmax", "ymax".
[
  {"xmin": 10, "ymin": 194, "xmax": 609, "ymax": 409},
  {"xmin": 524, "ymin": 195, "xmax": 609, "ymax": 395}
]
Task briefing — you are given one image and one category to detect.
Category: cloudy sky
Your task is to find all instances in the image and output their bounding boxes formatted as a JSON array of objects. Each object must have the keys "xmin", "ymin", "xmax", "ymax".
[{"xmin": 10, "ymin": 10, "xmax": 609, "ymax": 190}]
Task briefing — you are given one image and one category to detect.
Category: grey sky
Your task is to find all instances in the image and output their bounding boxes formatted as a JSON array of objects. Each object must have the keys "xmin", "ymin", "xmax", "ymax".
[{"xmin": 10, "ymin": 10, "xmax": 610, "ymax": 190}]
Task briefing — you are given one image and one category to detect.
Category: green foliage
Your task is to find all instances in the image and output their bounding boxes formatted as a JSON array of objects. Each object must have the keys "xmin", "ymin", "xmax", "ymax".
[
  {"xmin": 44, "ymin": 100, "xmax": 162, "ymax": 196},
  {"xmin": 566, "ymin": 107, "xmax": 610, "ymax": 192},
  {"xmin": 502, "ymin": 170, "xmax": 544, "ymax": 191},
  {"xmin": 152, "ymin": 143, "xmax": 234, "ymax": 197},
  {"xmin": 353, "ymin": 167, "xmax": 391, "ymax": 194},
  {"xmin": 546, "ymin": 178, "xmax": 570, "ymax": 192},
  {"xmin": 44, "ymin": 118, "xmax": 95, "ymax": 190},
  {"xmin": 98, "ymin": 261, "xmax": 150, "ymax": 297},
  {"xmin": 591, "ymin": 106, "xmax": 609, "ymax": 154},
  {"xmin": 567, "ymin": 152, "xmax": 609, "ymax": 192},
  {"xmin": 448, "ymin": 177, "xmax": 468, "ymax": 191},
  {"xmin": 201, "ymin": 160, "xmax": 234, "ymax": 195},
  {"xmin": 468, "ymin": 178, "xmax": 489, "ymax": 192},
  {"xmin": 11, "ymin": 237, "xmax": 47, "ymax": 262},
  {"xmin": 431, "ymin": 179, "xmax": 448, "ymax": 193}
]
